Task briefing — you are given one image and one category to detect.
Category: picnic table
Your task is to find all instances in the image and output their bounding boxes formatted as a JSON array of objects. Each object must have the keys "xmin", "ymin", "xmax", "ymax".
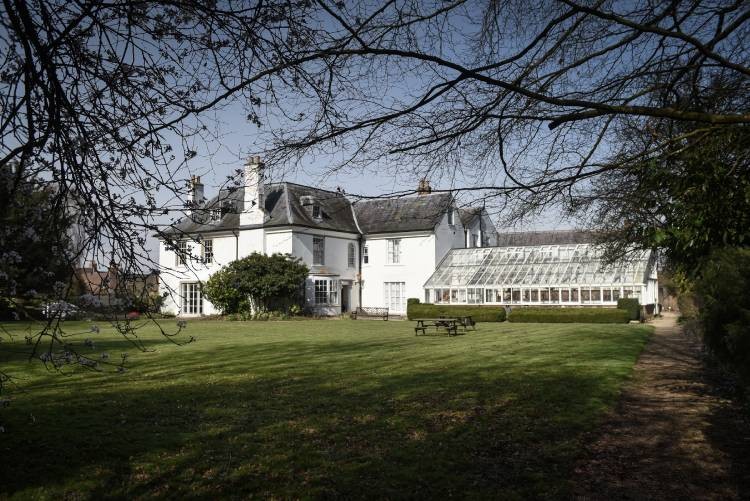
[
  {"xmin": 416, "ymin": 317, "xmax": 478, "ymax": 336},
  {"xmin": 414, "ymin": 318, "xmax": 458, "ymax": 336}
]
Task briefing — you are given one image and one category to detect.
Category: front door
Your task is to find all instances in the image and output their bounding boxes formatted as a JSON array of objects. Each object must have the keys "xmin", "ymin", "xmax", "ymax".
[{"xmin": 341, "ymin": 285, "xmax": 350, "ymax": 313}]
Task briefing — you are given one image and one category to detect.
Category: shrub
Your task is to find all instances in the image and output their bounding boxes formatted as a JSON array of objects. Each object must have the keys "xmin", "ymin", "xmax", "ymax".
[
  {"xmin": 693, "ymin": 247, "xmax": 750, "ymax": 384},
  {"xmin": 407, "ymin": 297, "xmax": 420, "ymax": 306},
  {"xmin": 203, "ymin": 252, "xmax": 308, "ymax": 314},
  {"xmin": 406, "ymin": 303, "xmax": 506, "ymax": 322},
  {"xmin": 617, "ymin": 298, "xmax": 641, "ymax": 321},
  {"xmin": 508, "ymin": 307, "xmax": 629, "ymax": 323}
]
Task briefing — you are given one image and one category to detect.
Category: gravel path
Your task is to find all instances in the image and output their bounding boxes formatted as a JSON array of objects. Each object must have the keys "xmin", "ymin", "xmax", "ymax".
[{"xmin": 573, "ymin": 313, "xmax": 750, "ymax": 500}]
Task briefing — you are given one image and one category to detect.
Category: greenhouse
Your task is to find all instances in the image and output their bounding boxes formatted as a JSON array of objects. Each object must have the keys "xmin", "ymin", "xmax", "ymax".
[{"xmin": 423, "ymin": 242, "xmax": 658, "ymax": 308}]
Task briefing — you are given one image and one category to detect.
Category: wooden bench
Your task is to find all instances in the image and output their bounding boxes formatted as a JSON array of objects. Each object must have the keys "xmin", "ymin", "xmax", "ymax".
[
  {"xmin": 414, "ymin": 318, "xmax": 459, "ymax": 336},
  {"xmin": 350, "ymin": 306, "xmax": 389, "ymax": 320}
]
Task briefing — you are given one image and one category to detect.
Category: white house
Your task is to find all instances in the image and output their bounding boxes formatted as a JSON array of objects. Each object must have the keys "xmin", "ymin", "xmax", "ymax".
[{"xmin": 157, "ymin": 157, "xmax": 491, "ymax": 316}]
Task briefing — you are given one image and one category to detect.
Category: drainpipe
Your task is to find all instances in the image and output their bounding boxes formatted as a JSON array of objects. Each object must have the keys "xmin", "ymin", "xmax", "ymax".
[
  {"xmin": 232, "ymin": 229, "xmax": 239, "ymax": 260},
  {"xmin": 362, "ymin": 234, "xmax": 364, "ymax": 308}
]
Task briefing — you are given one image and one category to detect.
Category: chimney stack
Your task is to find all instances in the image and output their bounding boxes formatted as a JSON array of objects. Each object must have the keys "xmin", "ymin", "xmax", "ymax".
[
  {"xmin": 417, "ymin": 178, "xmax": 432, "ymax": 195},
  {"xmin": 240, "ymin": 155, "xmax": 268, "ymax": 226},
  {"xmin": 190, "ymin": 175, "xmax": 205, "ymax": 206}
]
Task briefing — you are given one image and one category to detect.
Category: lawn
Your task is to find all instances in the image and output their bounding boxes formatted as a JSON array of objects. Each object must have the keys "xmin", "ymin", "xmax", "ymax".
[{"xmin": 0, "ymin": 319, "xmax": 651, "ymax": 499}]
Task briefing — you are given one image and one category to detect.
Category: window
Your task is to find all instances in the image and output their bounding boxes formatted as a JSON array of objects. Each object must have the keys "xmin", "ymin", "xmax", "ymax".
[
  {"xmin": 530, "ymin": 289, "xmax": 539, "ymax": 302},
  {"xmin": 571, "ymin": 288, "xmax": 579, "ymax": 302},
  {"xmin": 363, "ymin": 245, "xmax": 369, "ymax": 264},
  {"xmin": 386, "ymin": 239, "xmax": 401, "ymax": 264},
  {"xmin": 447, "ymin": 210, "xmax": 454, "ymax": 225},
  {"xmin": 347, "ymin": 243, "xmax": 356, "ymax": 268},
  {"xmin": 512, "ymin": 289, "xmax": 521, "ymax": 303},
  {"xmin": 591, "ymin": 288, "xmax": 601, "ymax": 301},
  {"xmin": 541, "ymin": 288, "xmax": 550, "ymax": 302},
  {"xmin": 314, "ymin": 279, "xmax": 328, "ymax": 304},
  {"xmin": 562, "ymin": 289, "xmax": 570, "ymax": 302},
  {"xmin": 210, "ymin": 209, "xmax": 222, "ymax": 221},
  {"xmin": 314, "ymin": 279, "xmax": 339, "ymax": 305},
  {"xmin": 384, "ymin": 282, "xmax": 406, "ymax": 313},
  {"xmin": 180, "ymin": 282, "xmax": 202, "ymax": 315},
  {"xmin": 313, "ymin": 236, "xmax": 325, "ymax": 265},
  {"xmin": 613, "ymin": 288, "xmax": 621, "ymax": 300},
  {"xmin": 603, "ymin": 289, "xmax": 612, "ymax": 302},
  {"xmin": 176, "ymin": 240, "xmax": 188, "ymax": 266},
  {"xmin": 551, "ymin": 288, "xmax": 560, "ymax": 302},
  {"xmin": 312, "ymin": 204, "xmax": 321, "ymax": 219},
  {"xmin": 203, "ymin": 239, "xmax": 213, "ymax": 264},
  {"xmin": 581, "ymin": 288, "xmax": 591, "ymax": 302},
  {"xmin": 467, "ymin": 288, "xmax": 483, "ymax": 304}
]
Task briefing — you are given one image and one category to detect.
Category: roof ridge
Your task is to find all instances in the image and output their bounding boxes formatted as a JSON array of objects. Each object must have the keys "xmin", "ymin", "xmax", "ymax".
[{"xmin": 278, "ymin": 180, "xmax": 347, "ymax": 197}]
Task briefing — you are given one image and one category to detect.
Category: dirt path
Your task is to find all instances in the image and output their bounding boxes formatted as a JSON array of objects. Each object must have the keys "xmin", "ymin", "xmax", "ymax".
[{"xmin": 573, "ymin": 313, "xmax": 750, "ymax": 500}]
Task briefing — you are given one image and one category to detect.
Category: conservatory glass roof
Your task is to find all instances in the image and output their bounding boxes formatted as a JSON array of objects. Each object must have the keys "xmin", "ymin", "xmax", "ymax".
[{"xmin": 424, "ymin": 244, "xmax": 653, "ymax": 288}]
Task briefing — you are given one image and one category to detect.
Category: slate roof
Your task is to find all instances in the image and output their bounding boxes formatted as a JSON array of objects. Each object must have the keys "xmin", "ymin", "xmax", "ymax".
[
  {"xmin": 352, "ymin": 193, "xmax": 453, "ymax": 234},
  {"xmin": 495, "ymin": 229, "xmax": 595, "ymax": 247},
  {"xmin": 164, "ymin": 182, "xmax": 359, "ymax": 235},
  {"xmin": 458, "ymin": 207, "xmax": 482, "ymax": 226}
]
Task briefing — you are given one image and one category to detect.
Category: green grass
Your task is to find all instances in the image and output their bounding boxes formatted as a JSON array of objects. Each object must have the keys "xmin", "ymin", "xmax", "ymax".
[{"xmin": 0, "ymin": 319, "xmax": 651, "ymax": 499}]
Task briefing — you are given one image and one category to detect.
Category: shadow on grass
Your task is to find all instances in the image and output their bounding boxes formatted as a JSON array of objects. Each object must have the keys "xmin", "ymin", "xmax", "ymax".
[{"xmin": 0, "ymin": 324, "xmax": 651, "ymax": 499}]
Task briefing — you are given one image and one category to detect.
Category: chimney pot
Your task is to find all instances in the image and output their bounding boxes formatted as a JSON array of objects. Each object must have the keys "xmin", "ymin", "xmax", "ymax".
[{"xmin": 417, "ymin": 178, "xmax": 432, "ymax": 195}]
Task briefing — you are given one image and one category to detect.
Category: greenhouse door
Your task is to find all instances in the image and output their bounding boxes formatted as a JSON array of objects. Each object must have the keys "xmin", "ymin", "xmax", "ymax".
[{"xmin": 384, "ymin": 282, "xmax": 406, "ymax": 314}]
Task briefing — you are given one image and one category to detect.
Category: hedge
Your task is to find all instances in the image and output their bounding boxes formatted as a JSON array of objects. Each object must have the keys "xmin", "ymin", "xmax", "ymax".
[
  {"xmin": 406, "ymin": 303, "xmax": 506, "ymax": 322},
  {"xmin": 693, "ymin": 247, "xmax": 750, "ymax": 385},
  {"xmin": 507, "ymin": 307, "xmax": 630, "ymax": 323},
  {"xmin": 617, "ymin": 298, "xmax": 641, "ymax": 321}
]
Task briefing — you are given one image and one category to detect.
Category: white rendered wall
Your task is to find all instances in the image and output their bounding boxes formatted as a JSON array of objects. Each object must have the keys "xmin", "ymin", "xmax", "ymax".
[
  {"xmin": 291, "ymin": 228, "xmax": 359, "ymax": 314},
  {"xmin": 360, "ymin": 232, "xmax": 435, "ymax": 313},
  {"xmin": 158, "ymin": 233, "xmax": 240, "ymax": 316},
  {"xmin": 434, "ymin": 212, "xmax": 466, "ymax": 264}
]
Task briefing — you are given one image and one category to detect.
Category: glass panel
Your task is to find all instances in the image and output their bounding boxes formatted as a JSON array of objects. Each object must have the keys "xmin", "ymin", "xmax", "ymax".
[
  {"xmin": 603, "ymin": 289, "xmax": 612, "ymax": 302},
  {"xmin": 530, "ymin": 289, "xmax": 539, "ymax": 302},
  {"xmin": 591, "ymin": 288, "xmax": 601, "ymax": 301},
  {"xmin": 551, "ymin": 288, "xmax": 560, "ymax": 302},
  {"xmin": 571, "ymin": 288, "xmax": 579, "ymax": 302},
  {"xmin": 522, "ymin": 289, "xmax": 530, "ymax": 302},
  {"xmin": 561, "ymin": 289, "xmax": 570, "ymax": 302},
  {"xmin": 581, "ymin": 288, "xmax": 591, "ymax": 302},
  {"xmin": 313, "ymin": 237, "xmax": 325, "ymax": 265},
  {"xmin": 512, "ymin": 289, "xmax": 521, "ymax": 303},
  {"xmin": 541, "ymin": 288, "xmax": 550, "ymax": 302},
  {"xmin": 315, "ymin": 279, "xmax": 328, "ymax": 304}
]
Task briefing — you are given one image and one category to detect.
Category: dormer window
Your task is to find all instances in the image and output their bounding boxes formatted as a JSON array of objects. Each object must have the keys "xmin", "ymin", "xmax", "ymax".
[
  {"xmin": 447, "ymin": 209, "xmax": 455, "ymax": 226},
  {"xmin": 210, "ymin": 209, "xmax": 222, "ymax": 221},
  {"xmin": 312, "ymin": 204, "xmax": 321, "ymax": 219}
]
